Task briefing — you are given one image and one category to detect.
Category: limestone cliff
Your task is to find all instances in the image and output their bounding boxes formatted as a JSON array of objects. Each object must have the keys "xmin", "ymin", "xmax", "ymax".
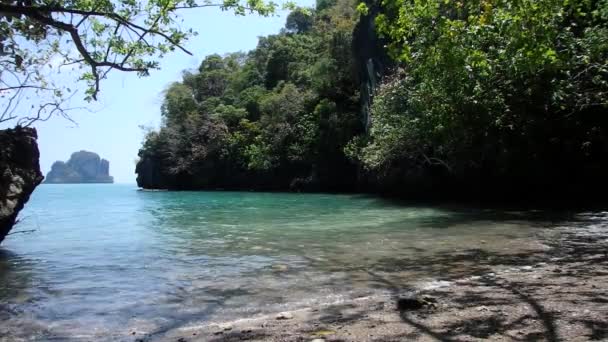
[
  {"xmin": 45, "ymin": 151, "xmax": 114, "ymax": 184},
  {"xmin": 0, "ymin": 127, "xmax": 44, "ymax": 243},
  {"xmin": 352, "ymin": 1, "xmax": 393, "ymax": 133}
]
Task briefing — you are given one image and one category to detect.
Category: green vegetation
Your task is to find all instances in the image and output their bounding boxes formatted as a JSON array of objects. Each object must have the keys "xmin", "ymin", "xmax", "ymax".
[
  {"xmin": 138, "ymin": 0, "xmax": 363, "ymax": 191},
  {"xmin": 351, "ymin": 0, "xmax": 608, "ymax": 196},
  {"xmin": 0, "ymin": 0, "xmax": 279, "ymax": 125},
  {"xmin": 138, "ymin": 0, "xmax": 608, "ymax": 198}
]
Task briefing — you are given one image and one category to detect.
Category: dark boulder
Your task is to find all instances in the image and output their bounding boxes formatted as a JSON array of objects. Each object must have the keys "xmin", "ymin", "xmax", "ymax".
[
  {"xmin": 396, "ymin": 295, "xmax": 437, "ymax": 312},
  {"xmin": 0, "ymin": 127, "xmax": 44, "ymax": 243}
]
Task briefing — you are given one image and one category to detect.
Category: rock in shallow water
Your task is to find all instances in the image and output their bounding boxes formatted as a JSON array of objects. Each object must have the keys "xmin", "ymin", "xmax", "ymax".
[
  {"xmin": 218, "ymin": 323, "xmax": 233, "ymax": 331},
  {"xmin": 271, "ymin": 264, "xmax": 289, "ymax": 272},
  {"xmin": 276, "ymin": 312, "xmax": 294, "ymax": 320},
  {"xmin": 396, "ymin": 295, "xmax": 437, "ymax": 312}
]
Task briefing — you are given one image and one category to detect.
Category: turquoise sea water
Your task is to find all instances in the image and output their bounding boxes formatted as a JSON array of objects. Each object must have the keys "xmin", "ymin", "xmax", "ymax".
[{"xmin": 0, "ymin": 184, "xmax": 594, "ymax": 341}]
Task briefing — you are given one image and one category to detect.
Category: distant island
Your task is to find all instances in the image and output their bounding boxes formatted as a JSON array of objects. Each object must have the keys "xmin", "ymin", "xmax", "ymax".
[{"xmin": 45, "ymin": 151, "xmax": 114, "ymax": 184}]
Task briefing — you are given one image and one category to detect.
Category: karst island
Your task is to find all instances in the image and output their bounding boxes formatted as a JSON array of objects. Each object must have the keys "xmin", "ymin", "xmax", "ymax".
[{"xmin": 45, "ymin": 151, "xmax": 114, "ymax": 184}]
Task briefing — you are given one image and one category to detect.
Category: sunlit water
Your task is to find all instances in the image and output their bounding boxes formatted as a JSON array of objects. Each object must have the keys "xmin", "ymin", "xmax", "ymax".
[{"xmin": 0, "ymin": 184, "xmax": 603, "ymax": 341}]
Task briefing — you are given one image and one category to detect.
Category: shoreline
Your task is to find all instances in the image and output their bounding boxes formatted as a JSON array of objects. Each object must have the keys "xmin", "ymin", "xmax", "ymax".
[
  {"xmin": 134, "ymin": 186, "xmax": 608, "ymax": 211},
  {"xmin": 142, "ymin": 224, "xmax": 608, "ymax": 342}
]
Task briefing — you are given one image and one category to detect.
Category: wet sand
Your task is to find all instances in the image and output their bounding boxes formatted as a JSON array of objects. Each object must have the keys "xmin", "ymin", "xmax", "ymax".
[{"xmin": 145, "ymin": 225, "xmax": 608, "ymax": 342}]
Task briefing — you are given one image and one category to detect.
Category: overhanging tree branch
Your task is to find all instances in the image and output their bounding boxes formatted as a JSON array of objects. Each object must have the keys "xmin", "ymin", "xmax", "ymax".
[{"xmin": 0, "ymin": 0, "xmax": 279, "ymax": 125}]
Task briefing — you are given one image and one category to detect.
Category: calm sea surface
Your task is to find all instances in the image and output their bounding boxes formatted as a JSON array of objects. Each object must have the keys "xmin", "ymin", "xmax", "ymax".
[{"xmin": 0, "ymin": 184, "xmax": 603, "ymax": 341}]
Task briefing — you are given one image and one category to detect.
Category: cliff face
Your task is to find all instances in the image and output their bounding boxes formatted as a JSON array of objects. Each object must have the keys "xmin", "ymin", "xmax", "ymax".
[
  {"xmin": 0, "ymin": 127, "xmax": 44, "ymax": 243},
  {"xmin": 135, "ymin": 10, "xmax": 388, "ymax": 192},
  {"xmin": 352, "ymin": 2, "xmax": 393, "ymax": 133},
  {"xmin": 135, "ymin": 154, "xmax": 173, "ymax": 189},
  {"xmin": 45, "ymin": 151, "xmax": 114, "ymax": 184}
]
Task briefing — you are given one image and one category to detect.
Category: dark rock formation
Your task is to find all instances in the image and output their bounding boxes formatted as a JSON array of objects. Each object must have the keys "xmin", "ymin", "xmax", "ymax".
[
  {"xmin": 352, "ymin": 4, "xmax": 394, "ymax": 191},
  {"xmin": 352, "ymin": 1, "xmax": 393, "ymax": 133},
  {"xmin": 135, "ymin": 153, "xmax": 172, "ymax": 189},
  {"xmin": 45, "ymin": 151, "xmax": 114, "ymax": 184},
  {"xmin": 0, "ymin": 127, "xmax": 44, "ymax": 243}
]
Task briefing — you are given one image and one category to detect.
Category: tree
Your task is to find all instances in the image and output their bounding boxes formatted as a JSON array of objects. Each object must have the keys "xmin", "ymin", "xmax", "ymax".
[
  {"xmin": 352, "ymin": 0, "xmax": 608, "ymax": 195},
  {"xmin": 0, "ymin": 0, "xmax": 280, "ymax": 126},
  {"xmin": 136, "ymin": 0, "xmax": 363, "ymax": 191},
  {"xmin": 285, "ymin": 7, "xmax": 313, "ymax": 33}
]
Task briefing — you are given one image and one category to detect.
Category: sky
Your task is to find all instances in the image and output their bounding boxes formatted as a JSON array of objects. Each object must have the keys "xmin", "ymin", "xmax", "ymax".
[{"xmin": 9, "ymin": 1, "xmax": 314, "ymax": 184}]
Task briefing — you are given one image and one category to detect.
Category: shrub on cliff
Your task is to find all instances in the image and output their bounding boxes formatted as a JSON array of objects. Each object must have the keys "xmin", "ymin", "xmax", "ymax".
[{"xmin": 351, "ymin": 0, "xmax": 608, "ymax": 196}]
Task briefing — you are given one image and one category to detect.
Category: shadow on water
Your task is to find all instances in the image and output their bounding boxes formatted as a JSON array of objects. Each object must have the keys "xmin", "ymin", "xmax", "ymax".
[
  {"xmin": 0, "ymin": 249, "xmax": 34, "ymax": 301},
  {"xmin": 0, "ymin": 249, "xmax": 48, "ymax": 340}
]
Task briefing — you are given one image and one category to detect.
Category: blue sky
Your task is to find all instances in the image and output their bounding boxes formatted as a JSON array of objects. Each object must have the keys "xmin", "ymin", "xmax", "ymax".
[{"xmin": 24, "ymin": 2, "xmax": 314, "ymax": 183}]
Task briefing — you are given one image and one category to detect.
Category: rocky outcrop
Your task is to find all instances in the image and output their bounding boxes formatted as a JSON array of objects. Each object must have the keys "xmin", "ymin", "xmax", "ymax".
[
  {"xmin": 0, "ymin": 127, "xmax": 44, "ymax": 243},
  {"xmin": 45, "ymin": 151, "xmax": 114, "ymax": 184},
  {"xmin": 352, "ymin": 1, "xmax": 393, "ymax": 133},
  {"xmin": 135, "ymin": 154, "xmax": 172, "ymax": 189}
]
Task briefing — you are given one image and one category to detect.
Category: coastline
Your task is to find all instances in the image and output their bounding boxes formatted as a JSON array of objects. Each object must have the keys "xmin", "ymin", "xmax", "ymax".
[
  {"xmin": 134, "ymin": 185, "xmax": 608, "ymax": 211},
  {"xmin": 142, "ymin": 222, "xmax": 608, "ymax": 342}
]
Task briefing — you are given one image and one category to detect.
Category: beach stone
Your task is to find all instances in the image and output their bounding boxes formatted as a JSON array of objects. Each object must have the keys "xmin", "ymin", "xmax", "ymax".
[
  {"xmin": 396, "ymin": 297, "xmax": 425, "ymax": 311},
  {"xmin": 397, "ymin": 294, "xmax": 438, "ymax": 312},
  {"xmin": 276, "ymin": 312, "xmax": 294, "ymax": 320},
  {"xmin": 272, "ymin": 264, "xmax": 289, "ymax": 272},
  {"xmin": 218, "ymin": 323, "xmax": 233, "ymax": 331},
  {"xmin": 312, "ymin": 329, "xmax": 335, "ymax": 337},
  {"xmin": 311, "ymin": 339, "xmax": 326, "ymax": 342},
  {"xmin": 423, "ymin": 280, "xmax": 452, "ymax": 289},
  {"xmin": 422, "ymin": 296, "xmax": 437, "ymax": 303}
]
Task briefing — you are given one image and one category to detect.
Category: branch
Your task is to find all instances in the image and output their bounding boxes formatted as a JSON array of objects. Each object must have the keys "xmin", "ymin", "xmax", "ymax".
[
  {"xmin": 7, "ymin": 229, "xmax": 37, "ymax": 236},
  {"xmin": 0, "ymin": 2, "xmax": 193, "ymax": 100},
  {"xmin": 1, "ymin": 72, "xmax": 32, "ymax": 122},
  {"xmin": 170, "ymin": 4, "xmax": 263, "ymax": 11},
  {"xmin": 417, "ymin": 149, "xmax": 453, "ymax": 173},
  {"xmin": 0, "ymin": 3, "xmax": 194, "ymax": 55},
  {"xmin": 8, "ymin": 9, "xmax": 143, "ymax": 100},
  {"xmin": 18, "ymin": 91, "xmax": 82, "ymax": 127},
  {"xmin": 0, "ymin": 85, "xmax": 54, "ymax": 92}
]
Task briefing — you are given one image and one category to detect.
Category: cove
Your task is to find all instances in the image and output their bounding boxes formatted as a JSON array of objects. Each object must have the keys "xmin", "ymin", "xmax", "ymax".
[{"xmin": 0, "ymin": 184, "xmax": 600, "ymax": 340}]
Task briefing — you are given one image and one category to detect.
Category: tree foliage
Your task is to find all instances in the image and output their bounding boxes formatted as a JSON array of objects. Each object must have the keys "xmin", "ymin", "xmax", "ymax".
[
  {"xmin": 137, "ymin": 0, "xmax": 362, "ymax": 191},
  {"xmin": 0, "ymin": 0, "xmax": 280, "ymax": 125},
  {"xmin": 351, "ymin": 0, "xmax": 608, "ymax": 195},
  {"xmin": 138, "ymin": 0, "xmax": 608, "ymax": 198}
]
